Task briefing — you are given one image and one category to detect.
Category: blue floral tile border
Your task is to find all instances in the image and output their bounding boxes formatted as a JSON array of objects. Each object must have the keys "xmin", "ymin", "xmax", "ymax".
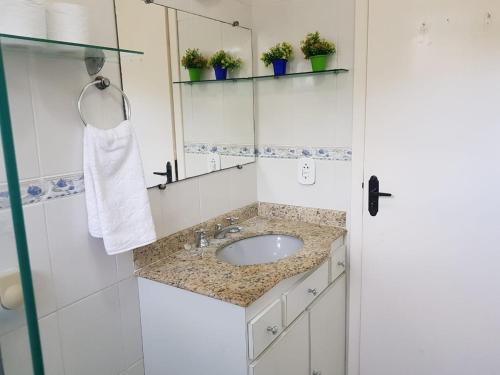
[
  {"xmin": 0, "ymin": 144, "xmax": 351, "ymax": 209},
  {"xmin": 185, "ymin": 143, "xmax": 352, "ymax": 162},
  {"xmin": 0, "ymin": 173, "xmax": 85, "ymax": 210},
  {"xmin": 184, "ymin": 143, "xmax": 256, "ymax": 158},
  {"xmin": 257, "ymin": 145, "xmax": 352, "ymax": 161}
]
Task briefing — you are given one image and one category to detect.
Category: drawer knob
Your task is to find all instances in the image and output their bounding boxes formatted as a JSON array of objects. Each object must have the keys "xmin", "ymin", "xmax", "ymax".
[
  {"xmin": 337, "ymin": 261, "xmax": 345, "ymax": 267},
  {"xmin": 307, "ymin": 288, "xmax": 318, "ymax": 296},
  {"xmin": 267, "ymin": 325, "xmax": 279, "ymax": 335}
]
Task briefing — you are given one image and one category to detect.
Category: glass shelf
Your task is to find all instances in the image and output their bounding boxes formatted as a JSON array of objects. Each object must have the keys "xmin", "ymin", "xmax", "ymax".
[
  {"xmin": 0, "ymin": 33, "xmax": 143, "ymax": 63},
  {"xmin": 173, "ymin": 68, "xmax": 349, "ymax": 84},
  {"xmin": 174, "ymin": 76, "xmax": 253, "ymax": 84}
]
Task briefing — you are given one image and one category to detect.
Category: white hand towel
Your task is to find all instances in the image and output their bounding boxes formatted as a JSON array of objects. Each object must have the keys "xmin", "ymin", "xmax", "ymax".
[{"xmin": 84, "ymin": 120, "xmax": 156, "ymax": 255}]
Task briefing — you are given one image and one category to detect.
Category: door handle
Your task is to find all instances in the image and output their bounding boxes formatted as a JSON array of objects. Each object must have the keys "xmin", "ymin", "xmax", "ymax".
[
  {"xmin": 369, "ymin": 192, "xmax": 392, "ymax": 198},
  {"xmin": 368, "ymin": 175, "xmax": 392, "ymax": 216}
]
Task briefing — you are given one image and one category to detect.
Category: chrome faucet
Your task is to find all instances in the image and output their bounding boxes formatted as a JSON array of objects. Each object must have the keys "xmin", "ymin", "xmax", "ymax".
[
  {"xmin": 195, "ymin": 229, "xmax": 209, "ymax": 248},
  {"xmin": 214, "ymin": 217, "xmax": 242, "ymax": 239}
]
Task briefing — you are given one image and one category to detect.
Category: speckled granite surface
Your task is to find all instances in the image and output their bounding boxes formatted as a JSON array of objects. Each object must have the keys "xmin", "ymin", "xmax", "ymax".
[
  {"xmin": 258, "ymin": 202, "xmax": 347, "ymax": 228},
  {"xmin": 136, "ymin": 216, "xmax": 346, "ymax": 307},
  {"xmin": 134, "ymin": 203, "xmax": 258, "ymax": 269}
]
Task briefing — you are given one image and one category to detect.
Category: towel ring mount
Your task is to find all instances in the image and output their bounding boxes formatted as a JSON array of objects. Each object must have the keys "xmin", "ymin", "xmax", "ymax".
[{"xmin": 78, "ymin": 76, "xmax": 131, "ymax": 127}]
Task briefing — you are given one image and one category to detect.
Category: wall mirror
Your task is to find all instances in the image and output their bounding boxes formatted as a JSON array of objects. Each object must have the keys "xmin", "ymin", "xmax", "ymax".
[{"xmin": 115, "ymin": 0, "xmax": 256, "ymax": 188}]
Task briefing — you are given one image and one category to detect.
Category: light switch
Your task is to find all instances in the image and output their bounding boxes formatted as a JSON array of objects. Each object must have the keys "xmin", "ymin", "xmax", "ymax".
[{"xmin": 297, "ymin": 157, "xmax": 316, "ymax": 185}]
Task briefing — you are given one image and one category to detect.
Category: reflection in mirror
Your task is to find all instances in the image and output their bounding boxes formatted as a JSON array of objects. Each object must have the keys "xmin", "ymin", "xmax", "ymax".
[
  {"xmin": 170, "ymin": 9, "xmax": 255, "ymax": 179},
  {"xmin": 115, "ymin": 1, "xmax": 256, "ymax": 188}
]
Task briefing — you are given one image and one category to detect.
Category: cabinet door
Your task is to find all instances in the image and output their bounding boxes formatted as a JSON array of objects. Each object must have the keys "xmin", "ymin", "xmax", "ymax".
[
  {"xmin": 309, "ymin": 274, "xmax": 346, "ymax": 375},
  {"xmin": 250, "ymin": 313, "xmax": 309, "ymax": 375}
]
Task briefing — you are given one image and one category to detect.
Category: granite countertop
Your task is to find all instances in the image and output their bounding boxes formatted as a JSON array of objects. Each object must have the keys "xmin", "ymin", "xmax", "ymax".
[{"xmin": 136, "ymin": 216, "xmax": 346, "ymax": 307}]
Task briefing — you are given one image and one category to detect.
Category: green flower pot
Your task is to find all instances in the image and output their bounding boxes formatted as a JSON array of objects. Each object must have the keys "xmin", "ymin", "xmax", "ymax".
[
  {"xmin": 188, "ymin": 68, "xmax": 202, "ymax": 81},
  {"xmin": 310, "ymin": 55, "xmax": 328, "ymax": 72}
]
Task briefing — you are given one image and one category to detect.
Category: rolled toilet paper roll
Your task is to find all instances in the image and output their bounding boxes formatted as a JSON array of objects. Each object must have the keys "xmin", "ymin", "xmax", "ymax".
[
  {"xmin": 0, "ymin": 0, "xmax": 47, "ymax": 38},
  {"xmin": 1, "ymin": 284, "xmax": 23, "ymax": 310},
  {"xmin": 46, "ymin": 2, "xmax": 90, "ymax": 44},
  {"xmin": 0, "ymin": 269, "xmax": 24, "ymax": 311}
]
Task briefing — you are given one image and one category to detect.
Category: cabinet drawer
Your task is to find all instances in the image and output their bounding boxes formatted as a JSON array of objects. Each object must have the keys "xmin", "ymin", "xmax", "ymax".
[
  {"xmin": 249, "ymin": 313, "xmax": 309, "ymax": 375},
  {"xmin": 248, "ymin": 299, "xmax": 283, "ymax": 360},
  {"xmin": 331, "ymin": 245, "xmax": 346, "ymax": 282},
  {"xmin": 283, "ymin": 261, "xmax": 329, "ymax": 325}
]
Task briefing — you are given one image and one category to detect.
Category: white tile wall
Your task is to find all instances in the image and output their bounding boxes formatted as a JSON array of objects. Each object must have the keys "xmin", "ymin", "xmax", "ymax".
[
  {"xmin": 1, "ymin": 199, "xmax": 145, "ymax": 375},
  {"xmin": 38, "ymin": 313, "xmax": 65, "ymax": 375},
  {"xmin": 155, "ymin": 0, "xmax": 252, "ymax": 28},
  {"xmin": 252, "ymin": 0, "xmax": 355, "ymax": 211},
  {"xmin": 44, "ymin": 195, "xmax": 118, "ymax": 308},
  {"xmin": 199, "ymin": 170, "xmax": 233, "ymax": 222},
  {"xmin": 58, "ymin": 286, "xmax": 123, "ymax": 375},
  {"xmin": 0, "ymin": 313, "xmax": 64, "ymax": 375},
  {"xmin": 30, "ymin": 57, "xmax": 123, "ymax": 176},
  {"xmin": 0, "ymin": 205, "xmax": 56, "ymax": 336},
  {"xmin": 121, "ymin": 360, "xmax": 145, "ymax": 375},
  {"xmin": 1, "ymin": 0, "xmax": 257, "ymax": 371},
  {"xmin": 1, "ymin": 51, "xmax": 39, "ymax": 182},
  {"xmin": 118, "ymin": 278, "xmax": 144, "ymax": 371},
  {"xmin": 0, "ymin": 1, "xmax": 147, "ymax": 374},
  {"xmin": 0, "ymin": 2, "xmax": 354, "ymax": 375},
  {"xmin": 149, "ymin": 162, "xmax": 257, "ymax": 237},
  {"xmin": 257, "ymin": 157, "xmax": 352, "ymax": 211}
]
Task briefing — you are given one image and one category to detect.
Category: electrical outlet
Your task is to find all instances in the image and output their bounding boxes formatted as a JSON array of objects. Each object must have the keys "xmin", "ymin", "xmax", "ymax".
[
  {"xmin": 298, "ymin": 157, "xmax": 316, "ymax": 185},
  {"xmin": 207, "ymin": 152, "xmax": 221, "ymax": 172}
]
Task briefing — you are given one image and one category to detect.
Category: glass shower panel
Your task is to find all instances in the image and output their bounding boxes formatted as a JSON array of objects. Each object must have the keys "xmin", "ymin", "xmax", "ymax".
[{"xmin": 0, "ymin": 45, "xmax": 44, "ymax": 374}]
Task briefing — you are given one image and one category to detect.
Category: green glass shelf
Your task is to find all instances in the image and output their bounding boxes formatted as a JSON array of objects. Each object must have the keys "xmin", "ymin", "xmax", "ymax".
[
  {"xmin": 0, "ymin": 33, "xmax": 143, "ymax": 63},
  {"xmin": 173, "ymin": 68, "xmax": 349, "ymax": 84}
]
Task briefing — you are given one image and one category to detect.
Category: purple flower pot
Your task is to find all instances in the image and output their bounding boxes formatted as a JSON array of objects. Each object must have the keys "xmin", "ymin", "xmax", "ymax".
[
  {"xmin": 214, "ymin": 65, "xmax": 228, "ymax": 80},
  {"xmin": 272, "ymin": 59, "xmax": 288, "ymax": 76}
]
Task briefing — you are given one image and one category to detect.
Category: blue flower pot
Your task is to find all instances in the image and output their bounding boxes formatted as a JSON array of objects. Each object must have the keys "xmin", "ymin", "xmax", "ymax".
[
  {"xmin": 272, "ymin": 59, "xmax": 288, "ymax": 76},
  {"xmin": 214, "ymin": 65, "xmax": 228, "ymax": 80}
]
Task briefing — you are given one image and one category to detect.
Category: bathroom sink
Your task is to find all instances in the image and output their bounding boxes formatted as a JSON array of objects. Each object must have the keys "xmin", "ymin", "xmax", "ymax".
[{"xmin": 216, "ymin": 234, "xmax": 304, "ymax": 266}]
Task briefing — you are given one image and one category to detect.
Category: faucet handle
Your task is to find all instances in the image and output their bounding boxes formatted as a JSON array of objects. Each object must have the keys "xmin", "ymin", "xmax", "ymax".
[
  {"xmin": 195, "ymin": 229, "xmax": 209, "ymax": 248},
  {"xmin": 225, "ymin": 217, "xmax": 239, "ymax": 225}
]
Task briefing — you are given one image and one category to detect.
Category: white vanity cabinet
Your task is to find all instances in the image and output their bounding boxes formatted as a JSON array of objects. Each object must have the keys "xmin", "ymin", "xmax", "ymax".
[
  {"xmin": 309, "ymin": 274, "xmax": 347, "ymax": 375},
  {"xmin": 250, "ymin": 313, "xmax": 310, "ymax": 375},
  {"xmin": 250, "ymin": 274, "xmax": 346, "ymax": 375},
  {"xmin": 139, "ymin": 239, "xmax": 346, "ymax": 375}
]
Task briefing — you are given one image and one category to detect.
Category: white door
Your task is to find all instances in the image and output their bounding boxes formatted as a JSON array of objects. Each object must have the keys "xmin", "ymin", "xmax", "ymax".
[
  {"xmin": 309, "ymin": 275, "xmax": 346, "ymax": 375},
  {"xmin": 360, "ymin": 1, "xmax": 500, "ymax": 374},
  {"xmin": 250, "ymin": 313, "xmax": 309, "ymax": 375}
]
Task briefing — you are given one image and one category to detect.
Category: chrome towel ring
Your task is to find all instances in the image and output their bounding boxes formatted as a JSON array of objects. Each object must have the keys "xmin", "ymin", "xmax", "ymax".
[{"xmin": 77, "ymin": 76, "xmax": 132, "ymax": 127}]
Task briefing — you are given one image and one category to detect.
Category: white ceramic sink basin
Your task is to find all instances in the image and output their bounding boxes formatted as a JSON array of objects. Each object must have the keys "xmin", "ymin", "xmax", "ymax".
[{"xmin": 216, "ymin": 234, "xmax": 304, "ymax": 266}]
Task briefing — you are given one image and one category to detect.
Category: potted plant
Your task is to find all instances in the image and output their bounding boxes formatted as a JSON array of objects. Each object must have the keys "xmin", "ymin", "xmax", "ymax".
[
  {"xmin": 208, "ymin": 50, "xmax": 243, "ymax": 80},
  {"xmin": 261, "ymin": 42, "xmax": 294, "ymax": 76},
  {"xmin": 181, "ymin": 48, "xmax": 208, "ymax": 81},
  {"xmin": 300, "ymin": 31, "xmax": 336, "ymax": 72}
]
